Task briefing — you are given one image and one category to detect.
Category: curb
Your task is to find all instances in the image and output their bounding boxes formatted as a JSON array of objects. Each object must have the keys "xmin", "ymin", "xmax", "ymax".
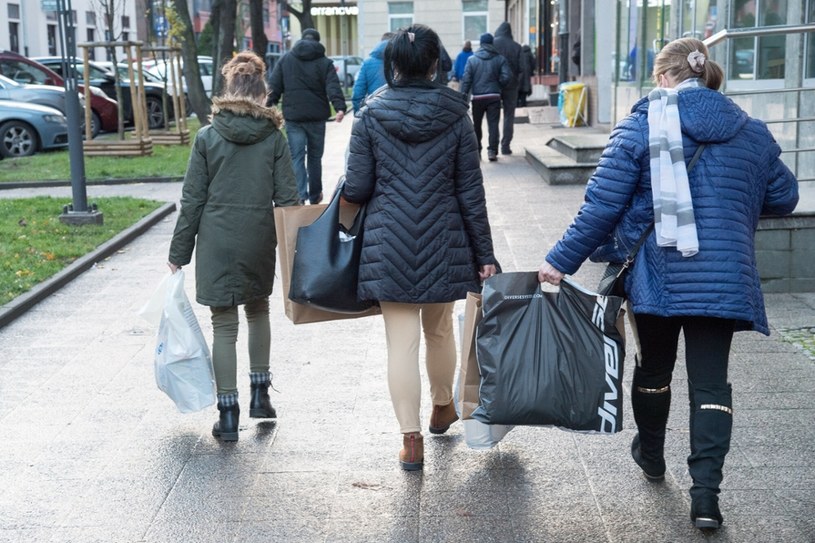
[
  {"xmin": 0, "ymin": 201, "xmax": 177, "ymax": 330},
  {"xmin": 0, "ymin": 176, "xmax": 184, "ymax": 190}
]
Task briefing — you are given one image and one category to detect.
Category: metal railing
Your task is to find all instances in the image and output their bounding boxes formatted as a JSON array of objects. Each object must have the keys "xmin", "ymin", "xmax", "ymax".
[{"xmin": 704, "ymin": 24, "xmax": 815, "ymax": 183}]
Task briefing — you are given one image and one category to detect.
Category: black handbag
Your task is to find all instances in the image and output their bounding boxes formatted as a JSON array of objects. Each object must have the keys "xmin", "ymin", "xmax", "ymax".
[
  {"xmin": 598, "ymin": 144, "xmax": 707, "ymax": 297},
  {"xmin": 289, "ymin": 179, "xmax": 376, "ymax": 314}
]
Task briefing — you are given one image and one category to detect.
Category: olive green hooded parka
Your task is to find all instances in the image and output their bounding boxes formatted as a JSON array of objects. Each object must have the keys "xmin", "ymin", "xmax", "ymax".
[{"xmin": 169, "ymin": 97, "xmax": 299, "ymax": 307}]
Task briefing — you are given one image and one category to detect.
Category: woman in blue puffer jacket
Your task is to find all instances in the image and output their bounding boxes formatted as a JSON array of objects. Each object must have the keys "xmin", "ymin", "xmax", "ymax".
[{"xmin": 538, "ymin": 38, "xmax": 798, "ymax": 530}]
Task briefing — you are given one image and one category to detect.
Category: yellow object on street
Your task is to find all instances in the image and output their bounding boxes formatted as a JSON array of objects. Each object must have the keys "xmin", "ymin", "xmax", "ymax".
[{"xmin": 558, "ymin": 82, "xmax": 587, "ymax": 127}]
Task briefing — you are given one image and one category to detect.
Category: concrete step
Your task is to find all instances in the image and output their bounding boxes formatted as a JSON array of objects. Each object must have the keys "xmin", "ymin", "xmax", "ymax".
[
  {"xmin": 546, "ymin": 133, "xmax": 610, "ymax": 163},
  {"xmin": 524, "ymin": 145, "xmax": 597, "ymax": 185}
]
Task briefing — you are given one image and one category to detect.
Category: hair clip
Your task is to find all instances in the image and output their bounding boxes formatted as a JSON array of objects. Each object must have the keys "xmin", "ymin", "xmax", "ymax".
[
  {"xmin": 687, "ymin": 50, "xmax": 705, "ymax": 73},
  {"xmin": 407, "ymin": 32, "xmax": 415, "ymax": 43}
]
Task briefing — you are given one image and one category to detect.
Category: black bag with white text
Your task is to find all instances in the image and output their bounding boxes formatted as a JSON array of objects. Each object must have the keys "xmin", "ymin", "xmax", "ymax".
[{"xmin": 472, "ymin": 272, "xmax": 626, "ymax": 433}]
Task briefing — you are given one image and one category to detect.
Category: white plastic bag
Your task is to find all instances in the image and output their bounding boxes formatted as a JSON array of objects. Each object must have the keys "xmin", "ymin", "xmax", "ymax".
[{"xmin": 139, "ymin": 271, "xmax": 216, "ymax": 413}]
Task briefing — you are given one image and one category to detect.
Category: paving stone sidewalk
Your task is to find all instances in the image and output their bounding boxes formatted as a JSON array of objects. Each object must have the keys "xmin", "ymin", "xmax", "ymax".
[{"xmin": 1, "ymin": 118, "xmax": 814, "ymax": 543}]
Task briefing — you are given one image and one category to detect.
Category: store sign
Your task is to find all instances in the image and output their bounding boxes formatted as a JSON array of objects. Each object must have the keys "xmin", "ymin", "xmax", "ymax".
[{"xmin": 311, "ymin": 6, "xmax": 359, "ymax": 16}]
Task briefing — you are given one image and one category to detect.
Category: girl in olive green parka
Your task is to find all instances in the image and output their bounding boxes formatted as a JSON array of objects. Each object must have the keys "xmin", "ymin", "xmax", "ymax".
[{"xmin": 168, "ymin": 51, "xmax": 299, "ymax": 441}]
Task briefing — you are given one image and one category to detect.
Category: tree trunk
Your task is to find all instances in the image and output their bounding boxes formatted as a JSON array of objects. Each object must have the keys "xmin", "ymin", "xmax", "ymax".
[
  {"xmin": 214, "ymin": 0, "xmax": 237, "ymax": 96},
  {"xmin": 249, "ymin": 0, "xmax": 268, "ymax": 60},
  {"xmin": 284, "ymin": 1, "xmax": 315, "ymax": 32},
  {"xmin": 210, "ymin": 0, "xmax": 222, "ymax": 96},
  {"xmin": 171, "ymin": 0, "xmax": 211, "ymax": 124}
]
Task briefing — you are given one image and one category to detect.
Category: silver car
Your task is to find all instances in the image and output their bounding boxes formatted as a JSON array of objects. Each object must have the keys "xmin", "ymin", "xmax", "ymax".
[
  {"xmin": 0, "ymin": 100, "xmax": 68, "ymax": 158},
  {"xmin": 0, "ymin": 73, "xmax": 85, "ymax": 124}
]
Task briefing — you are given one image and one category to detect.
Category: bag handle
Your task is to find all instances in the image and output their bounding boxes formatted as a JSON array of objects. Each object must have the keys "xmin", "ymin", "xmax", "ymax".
[{"xmin": 311, "ymin": 176, "xmax": 367, "ymax": 237}]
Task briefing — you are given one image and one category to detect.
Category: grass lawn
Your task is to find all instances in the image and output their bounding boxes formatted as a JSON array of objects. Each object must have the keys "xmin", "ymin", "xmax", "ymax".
[
  {"xmin": 0, "ymin": 117, "xmax": 201, "ymax": 183},
  {"xmin": 0, "ymin": 196, "xmax": 164, "ymax": 305}
]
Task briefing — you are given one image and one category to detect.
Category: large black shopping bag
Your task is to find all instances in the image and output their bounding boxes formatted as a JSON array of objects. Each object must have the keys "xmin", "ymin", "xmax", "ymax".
[{"xmin": 471, "ymin": 272, "xmax": 626, "ymax": 433}]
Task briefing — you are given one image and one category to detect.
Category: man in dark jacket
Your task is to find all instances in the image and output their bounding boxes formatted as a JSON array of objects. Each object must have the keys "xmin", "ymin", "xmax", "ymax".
[
  {"xmin": 267, "ymin": 28, "xmax": 347, "ymax": 204},
  {"xmin": 493, "ymin": 22, "xmax": 522, "ymax": 155},
  {"xmin": 460, "ymin": 33, "xmax": 512, "ymax": 162}
]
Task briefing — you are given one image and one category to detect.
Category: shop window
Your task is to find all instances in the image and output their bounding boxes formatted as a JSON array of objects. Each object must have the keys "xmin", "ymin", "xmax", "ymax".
[
  {"xmin": 616, "ymin": 0, "xmax": 667, "ymax": 84},
  {"xmin": 463, "ymin": 0, "xmax": 488, "ymax": 44},
  {"xmin": 388, "ymin": 2, "xmax": 413, "ymax": 32},
  {"xmin": 730, "ymin": 0, "xmax": 787, "ymax": 80},
  {"xmin": 48, "ymin": 24, "xmax": 57, "ymax": 55},
  {"xmin": 680, "ymin": 0, "xmax": 719, "ymax": 40}
]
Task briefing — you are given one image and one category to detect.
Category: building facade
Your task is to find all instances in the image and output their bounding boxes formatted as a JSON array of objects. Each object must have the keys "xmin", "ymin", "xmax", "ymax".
[{"xmin": 1, "ymin": 0, "xmax": 139, "ymax": 60}]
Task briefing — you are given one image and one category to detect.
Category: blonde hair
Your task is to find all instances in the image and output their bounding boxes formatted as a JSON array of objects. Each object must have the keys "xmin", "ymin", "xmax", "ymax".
[
  {"xmin": 221, "ymin": 51, "xmax": 268, "ymax": 104},
  {"xmin": 652, "ymin": 38, "xmax": 724, "ymax": 91}
]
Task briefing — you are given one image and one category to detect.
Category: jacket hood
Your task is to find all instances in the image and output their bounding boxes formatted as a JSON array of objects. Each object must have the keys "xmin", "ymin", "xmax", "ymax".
[
  {"xmin": 370, "ymin": 39, "xmax": 388, "ymax": 60},
  {"xmin": 475, "ymin": 44, "xmax": 500, "ymax": 59},
  {"xmin": 632, "ymin": 87, "xmax": 749, "ymax": 144},
  {"xmin": 210, "ymin": 96, "xmax": 283, "ymax": 144},
  {"xmin": 365, "ymin": 82, "xmax": 470, "ymax": 143},
  {"xmin": 291, "ymin": 38, "xmax": 326, "ymax": 61},
  {"xmin": 495, "ymin": 22, "xmax": 513, "ymax": 40}
]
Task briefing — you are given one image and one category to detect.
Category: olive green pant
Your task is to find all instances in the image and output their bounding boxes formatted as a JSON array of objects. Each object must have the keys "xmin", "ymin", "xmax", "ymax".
[{"xmin": 210, "ymin": 297, "xmax": 270, "ymax": 395}]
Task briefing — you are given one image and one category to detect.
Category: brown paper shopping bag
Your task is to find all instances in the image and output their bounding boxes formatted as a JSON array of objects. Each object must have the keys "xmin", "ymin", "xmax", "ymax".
[
  {"xmin": 457, "ymin": 291, "xmax": 483, "ymax": 420},
  {"xmin": 274, "ymin": 205, "xmax": 381, "ymax": 325}
]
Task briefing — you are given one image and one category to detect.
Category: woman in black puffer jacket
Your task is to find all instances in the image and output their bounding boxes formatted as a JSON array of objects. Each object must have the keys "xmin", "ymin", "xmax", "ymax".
[{"xmin": 343, "ymin": 24, "xmax": 499, "ymax": 471}]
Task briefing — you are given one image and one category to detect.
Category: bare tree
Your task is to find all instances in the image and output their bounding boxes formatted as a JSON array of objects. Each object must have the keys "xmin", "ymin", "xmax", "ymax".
[
  {"xmin": 168, "ymin": 0, "xmax": 211, "ymax": 124},
  {"xmin": 283, "ymin": 1, "xmax": 315, "ymax": 31},
  {"xmin": 91, "ymin": 0, "xmax": 127, "ymax": 137},
  {"xmin": 249, "ymin": 0, "xmax": 268, "ymax": 60},
  {"xmin": 212, "ymin": 0, "xmax": 237, "ymax": 96}
]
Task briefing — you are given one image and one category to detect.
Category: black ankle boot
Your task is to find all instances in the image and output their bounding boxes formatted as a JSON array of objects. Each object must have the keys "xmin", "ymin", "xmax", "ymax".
[
  {"xmin": 249, "ymin": 383, "xmax": 277, "ymax": 419},
  {"xmin": 691, "ymin": 494, "xmax": 723, "ymax": 530},
  {"xmin": 212, "ymin": 402, "xmax": 239, "ymax": 441}
]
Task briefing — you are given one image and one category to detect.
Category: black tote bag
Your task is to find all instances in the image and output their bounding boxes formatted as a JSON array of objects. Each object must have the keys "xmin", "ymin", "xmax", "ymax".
[
  {"xmin": 289, "ymin": 182, "xmax": 376, "ymax": 314},
  {"xmin": 472, "ymin": 272, "xmax": 626, "ymax": 433}
]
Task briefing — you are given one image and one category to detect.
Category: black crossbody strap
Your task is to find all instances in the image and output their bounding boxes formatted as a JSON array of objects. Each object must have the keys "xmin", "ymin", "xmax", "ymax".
[{"xmin": 622, "ymin": 143, "xmax": 707, "ymax": 268}]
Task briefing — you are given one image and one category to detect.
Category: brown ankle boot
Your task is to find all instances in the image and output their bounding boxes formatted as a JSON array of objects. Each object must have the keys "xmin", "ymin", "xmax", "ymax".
[
  {"xmin": 429, "ymin": 401, "xmax": 459, "ymax": 434},
  {"xmin": 399, "ymin": 432, "xmax": 424, "ymax": 471}
]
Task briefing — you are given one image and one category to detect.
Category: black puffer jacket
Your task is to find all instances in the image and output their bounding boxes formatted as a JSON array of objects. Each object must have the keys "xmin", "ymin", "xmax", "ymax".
[
  {"xmin": 343, "ymin": 81, "xmax": 497, "ymax": 304},
  {"xmin": 460, "ymin": 44, "xmax": 512, "ymax": 99},
  {"xmin": 266, "ymin": 39, "xmax": 346, "ymax": 122},
  {"xmin": 493, "ymin": 22, "xmax": 522, "ymax": 89}
]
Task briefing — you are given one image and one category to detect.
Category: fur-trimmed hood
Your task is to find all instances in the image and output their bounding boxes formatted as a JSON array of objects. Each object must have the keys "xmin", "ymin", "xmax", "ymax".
[{"xmin": 210, "ymin": 96, "xmax": 283, "ymax": 145}]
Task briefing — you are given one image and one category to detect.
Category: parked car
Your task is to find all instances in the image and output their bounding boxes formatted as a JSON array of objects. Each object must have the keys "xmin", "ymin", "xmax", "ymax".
[
  {"xmin": 0, "ymin": 73, "xmax": 86, "ymax": 118},
  {"xmin": 0, "ymin": 50, "xmax": 117, "ymax": 137},
  {"xmin": 0, "ymin": 100, "xmax": 68, "ymax": 158},
  {"xmin": 329, "ymin": 55, "xmax": 363, "ymax": 87},
  {"xmin": 33, "ymin": 56, "xmax": 171, "ymax": 129},
  {"xmin": 144, "ymin": 55, "xmax": 213, "ymax": 98}
]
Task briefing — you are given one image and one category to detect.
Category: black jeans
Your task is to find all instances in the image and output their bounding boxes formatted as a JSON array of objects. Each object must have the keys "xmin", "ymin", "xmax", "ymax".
[
  {"xmin": 500, "ymin": 86, "xmax": 519, "ymax": 151},
  {"xmin": 471, "ymin": 98, "xmax": 501, "ymax": 154}
]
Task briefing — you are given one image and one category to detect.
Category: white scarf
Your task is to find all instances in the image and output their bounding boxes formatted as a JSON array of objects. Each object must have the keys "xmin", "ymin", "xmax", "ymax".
[{"xmin": 647, "ymin": 78, "xmax": 701, "ymax": 257}]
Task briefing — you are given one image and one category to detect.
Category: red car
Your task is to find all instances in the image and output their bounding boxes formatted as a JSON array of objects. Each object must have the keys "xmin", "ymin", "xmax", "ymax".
[{"xmin": 0, "ymin": 50, "xmax": 118, "ymax": 137}]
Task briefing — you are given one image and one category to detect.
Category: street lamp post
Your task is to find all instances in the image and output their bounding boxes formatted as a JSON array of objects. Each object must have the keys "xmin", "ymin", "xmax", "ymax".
[{"xmin": 54, "ymin": 0, "xmax": 103, "ymax": 225}]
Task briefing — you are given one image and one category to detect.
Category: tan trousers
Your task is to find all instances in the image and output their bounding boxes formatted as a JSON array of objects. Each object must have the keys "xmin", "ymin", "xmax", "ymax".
[{"xmin": 380, "ymin": 301, "xmax": 457, "ymax": 434}]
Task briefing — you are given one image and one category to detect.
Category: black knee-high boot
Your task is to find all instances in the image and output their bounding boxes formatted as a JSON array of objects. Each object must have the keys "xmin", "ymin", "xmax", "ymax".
[
  {"xmin": 688, "ymin": 383, "xmax": 732, "ymax": 529},
  {"xmin": 631, "ymin": 382, "xmax": 671, "ymax": 480}
]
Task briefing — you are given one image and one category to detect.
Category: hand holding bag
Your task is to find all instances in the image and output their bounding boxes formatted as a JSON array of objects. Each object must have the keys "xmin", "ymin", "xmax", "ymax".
[
  {"xmin": 289, "ymin": 178, "xmax": 377, "ymax": 314},
  {"xmin": 472, "ymin": 272, "xmax": 625, "ymax": 433},
  {"xmin": 139, "ymin": 271, "xmax": 216, "ymax": 413}
]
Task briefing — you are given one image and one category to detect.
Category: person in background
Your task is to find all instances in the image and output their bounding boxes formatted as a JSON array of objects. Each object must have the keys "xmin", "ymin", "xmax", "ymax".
[
  {"xmin": 492, "ymin": 22, "xmax": 522, "ymax": 155},
  {"xmin": 460, "ymin": 32, "xmax": 512, "ymax": 162},
  {"xmin": 168, "ymin": 51, "xmax": 300, "ymax": 442},
  {"xmin": 538, "ymin": 38, "xmax": 798, "ymax": 530},
  {"xmin": 342, "ymin": 24, "xmax": 499, "ymax": 472},
  {"xmin": 352, "ymin": 32, "xmax": 394, "ymax": 113},
  {"xmin": 267, "ymin": 28, "xmax": 346, "ymax": 205},
  {"xmin": 518, "ymin": 44, "xmax": 536, "ymax": 106},
  {"xmin": 452, "ymin": 40, "xmax": 474, "ymax": 84}
]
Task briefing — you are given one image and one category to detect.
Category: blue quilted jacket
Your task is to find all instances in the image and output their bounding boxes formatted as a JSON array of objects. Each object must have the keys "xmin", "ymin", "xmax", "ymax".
[
  {"xmin": 343, "ymin": 80, "xmax": 497, "ymax": 304},
  {"xmin": 546, "ymin": 87, "xmax": 798, "ymax": 334}
]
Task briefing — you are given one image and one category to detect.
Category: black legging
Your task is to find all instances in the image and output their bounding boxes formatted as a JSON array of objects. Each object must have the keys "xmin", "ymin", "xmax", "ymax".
[{"xmin": 632, "ymin": 314, "xmax": 735, "ymax": 389}]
